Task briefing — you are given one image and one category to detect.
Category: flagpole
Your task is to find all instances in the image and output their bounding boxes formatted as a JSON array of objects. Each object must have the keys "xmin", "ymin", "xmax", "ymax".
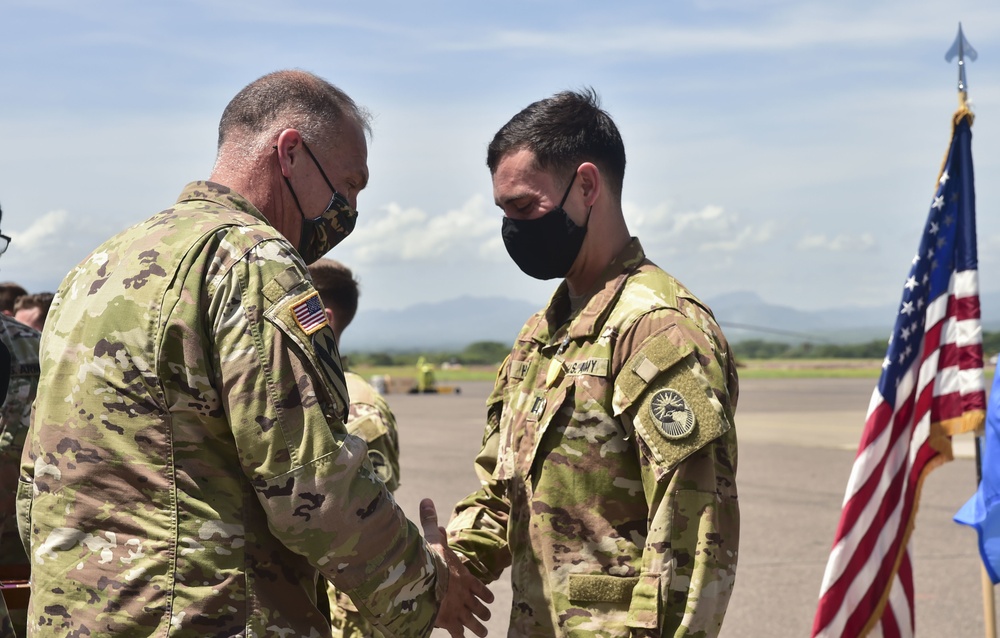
[
  {"xmin": 976, "ymin": 432, "xmax": 998, "ymax": 637},
  {"xmin": 946, "ymin": 21, "xmax": 995, "ymax": 638}
]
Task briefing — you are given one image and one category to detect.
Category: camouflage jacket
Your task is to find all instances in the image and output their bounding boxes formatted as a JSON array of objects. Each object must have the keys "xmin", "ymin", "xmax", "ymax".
[
  {"xmin": 0, "ymin": 315, "xmax": 40, "ymax": 638},
  {"xmin": 344, "ymin": 372, "xmax": 400, "ymax": 493},
  {"xmin": 448, "ymin": 239, "xmax": 740, "ymax": 637},
  {"xmin": 0, "ymin": 315, "xmax": 41, "ymax": 566},
  {"xmin": 327, "ymin": 371, "xmax": 403, "ymax": 638},
  {"xmin": 16, "ymin": 182, "xmax": 444, "ymax": 638}
]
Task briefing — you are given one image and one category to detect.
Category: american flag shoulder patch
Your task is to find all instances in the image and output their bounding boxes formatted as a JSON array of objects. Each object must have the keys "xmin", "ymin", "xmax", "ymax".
[{"xmin": 290, "ymin": 291, "xmax": 328, "ymax": 335}]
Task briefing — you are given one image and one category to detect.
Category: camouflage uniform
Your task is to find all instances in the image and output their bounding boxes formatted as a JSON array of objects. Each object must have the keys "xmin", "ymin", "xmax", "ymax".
[
  {"xmin": 16, "ymin": 182, "xmax": 444, "ymax": 637},
  {"xmin": 328, "ymin": 371, "xmax": 402, "ymax": 638},
  {"xmin": 0, "ymin": 316, "xmax": 40, "ymax": 638},
  {"xmin": 448, "ymin": 239, "xmax": 739, "ymax": 637}
]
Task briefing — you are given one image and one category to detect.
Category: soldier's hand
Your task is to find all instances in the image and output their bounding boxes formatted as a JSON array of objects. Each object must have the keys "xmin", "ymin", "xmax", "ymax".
[{"xmin": 420, "ymin": 498, "xmax": 493, "ymax": 637}]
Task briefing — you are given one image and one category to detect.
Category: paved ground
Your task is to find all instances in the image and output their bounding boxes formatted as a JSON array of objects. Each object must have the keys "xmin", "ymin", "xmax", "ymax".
[{"xmin": 388, "ymin": 378, "xmax": 992, "ymax": 637}]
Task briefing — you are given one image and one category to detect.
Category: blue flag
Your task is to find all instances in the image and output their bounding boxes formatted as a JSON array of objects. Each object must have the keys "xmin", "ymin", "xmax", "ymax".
[{"xmin": 955, "ymin": 359, "xmax": 1000, "ymax": 583}]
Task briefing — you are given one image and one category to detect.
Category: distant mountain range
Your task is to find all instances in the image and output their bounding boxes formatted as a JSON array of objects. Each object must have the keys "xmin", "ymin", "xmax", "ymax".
[{"xmin": 340, "ymin": 290, "xmax": 1000, "ymax": 352}]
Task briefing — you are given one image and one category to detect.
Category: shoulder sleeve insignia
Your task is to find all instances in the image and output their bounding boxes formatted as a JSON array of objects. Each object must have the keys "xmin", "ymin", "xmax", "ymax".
[
  {"xmin": 649, "ymin": 388, "xmax": 695, "ymax": 439},
  {"xmin": 291, "ymin": 291, "xmax": 328, "ymax": 335},
  {"xmin": 367, "ymin": 448, "xmax": 393, "ymax": 485}
]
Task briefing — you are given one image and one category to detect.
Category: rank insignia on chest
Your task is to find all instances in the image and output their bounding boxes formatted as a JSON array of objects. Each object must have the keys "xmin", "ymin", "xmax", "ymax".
[
  {"xmin": 529, "ymin": 393, "xmax": 547, "ymax": 420},
  {"xmin": 649, "ymin": 388, "xmax": 695, "ymax": 439}
]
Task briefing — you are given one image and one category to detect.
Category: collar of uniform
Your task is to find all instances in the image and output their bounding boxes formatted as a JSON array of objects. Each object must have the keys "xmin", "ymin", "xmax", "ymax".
[
  {"xmin": 175, "ymin": 181, "xmax": 269, "ymax": 224},
  {"xmin": 524, "ymin": 237, "xmax": 646, "ymax": 345}
]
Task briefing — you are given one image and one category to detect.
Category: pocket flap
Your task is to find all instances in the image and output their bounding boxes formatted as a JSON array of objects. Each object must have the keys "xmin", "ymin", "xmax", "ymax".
[{"xmin": 626, "ymin": 572, "xmax": 661, "ymax": 629}]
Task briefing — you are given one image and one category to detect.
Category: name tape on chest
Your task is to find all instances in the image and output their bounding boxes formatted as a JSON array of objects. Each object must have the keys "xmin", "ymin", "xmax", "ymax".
[
  {"xmin": 564, "ymin": 357, "xmax": 609, "ymax": 377},
  {"xmin": 510, "ymin": 360, "xmax": 531, "ymax": 380}
]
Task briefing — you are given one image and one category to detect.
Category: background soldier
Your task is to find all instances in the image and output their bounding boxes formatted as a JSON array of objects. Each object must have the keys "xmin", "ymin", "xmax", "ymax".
[
  {"xmin": 17, "ymin": 70, "xmax": 490, "ymax": 637},
  {"xmin": 447, "ymin": 89, "xmax": 740, "ymax": 636},
  {"xmin": 0, "ymin": 284, "xmax": 26, "ymax": 318},
  {"xmin": 0, "ymin": 206, "xmax": 40, "ymax": 638},
  {"xmin": 309, "ymin": 257, "xmax": 401, "ymax": 638},
  {"xmin": 12, "ymin": 293, "xmax": 54, "ymax": 333}
]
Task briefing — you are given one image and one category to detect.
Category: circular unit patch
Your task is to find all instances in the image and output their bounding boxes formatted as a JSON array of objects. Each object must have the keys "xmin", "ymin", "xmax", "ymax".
[
  {"xmin": 649, "ymin": 388, "xmax": 696, "ymax": 440},
  {"xmin": 367, "ymin": 449, "xmax": 393, "ymax": 483}
]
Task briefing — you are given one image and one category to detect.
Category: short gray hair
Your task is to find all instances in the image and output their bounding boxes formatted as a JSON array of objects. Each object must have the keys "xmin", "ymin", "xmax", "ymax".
[{"xmin": 217, "ymin": 69, "xmax": 371, "ymax": 157}]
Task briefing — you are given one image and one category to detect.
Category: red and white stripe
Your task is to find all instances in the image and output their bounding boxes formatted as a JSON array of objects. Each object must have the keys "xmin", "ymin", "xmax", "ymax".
[{"xmin": 812, "ymin": 269, "xmax": 985, "ymax": 638}]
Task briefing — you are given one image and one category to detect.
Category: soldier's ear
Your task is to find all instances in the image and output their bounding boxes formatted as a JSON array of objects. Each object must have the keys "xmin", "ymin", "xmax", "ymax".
[
  {"xmin": 577, "ymin": 163, "xmax": 601, "ymax": 208},
  {"xmin": 274, "ymin": 129, "xmax": 304, "ymax": 178}
]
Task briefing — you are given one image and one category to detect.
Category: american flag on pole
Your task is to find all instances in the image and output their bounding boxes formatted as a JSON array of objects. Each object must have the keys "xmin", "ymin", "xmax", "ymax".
[{"xmin": 811, "ymin": 107, "xmax": 985, "ymax": 638}]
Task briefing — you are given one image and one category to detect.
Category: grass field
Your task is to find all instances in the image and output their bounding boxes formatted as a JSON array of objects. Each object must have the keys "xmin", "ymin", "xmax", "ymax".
[
  {"xmin": 350, "ymin": 359, "xmax": 997, "ymax": 385},
  {"xmin": 348, "ymin": 358, "xmax": 943, "ymax": 385}
]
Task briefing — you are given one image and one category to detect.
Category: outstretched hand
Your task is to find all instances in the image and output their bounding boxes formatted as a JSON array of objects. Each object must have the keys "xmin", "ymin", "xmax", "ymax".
[{"xmin": 420, "ymin": 498, "xmax": 494, "ymax": 637}]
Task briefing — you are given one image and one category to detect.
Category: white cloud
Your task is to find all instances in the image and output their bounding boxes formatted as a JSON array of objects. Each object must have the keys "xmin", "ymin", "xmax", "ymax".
[
  {"xmin": 796, "ymin": 232, "xmax": 876, "ymax": 252},
  {"xmin": 436, "ymin": 3, "xmax": 1000, "ymax": 56},
  {"xmin": 348, "ymin": 194, "xmax": 499, "ymax": 264},
  {"xmin": 9, "ymin": 210, "xmax": 69, "ymax": 251},
  {"xmin": 701, "ymin": 225, "xmax": 775, "ymax": 253},
  {"xmin": 624, "ymin": 201, "xmax": 772, "ymax": 253}
]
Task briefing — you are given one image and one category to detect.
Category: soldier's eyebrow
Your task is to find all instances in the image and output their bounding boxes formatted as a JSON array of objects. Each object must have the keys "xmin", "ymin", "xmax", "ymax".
[{"xmin": 495, "ymin": 191, "xmax": 533, "ymax": 208}]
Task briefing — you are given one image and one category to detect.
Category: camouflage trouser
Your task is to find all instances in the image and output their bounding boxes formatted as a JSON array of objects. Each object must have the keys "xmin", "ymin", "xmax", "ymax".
[{"xmin": 327, "ymin": 582, "xmax": 385, "ymax": 638}]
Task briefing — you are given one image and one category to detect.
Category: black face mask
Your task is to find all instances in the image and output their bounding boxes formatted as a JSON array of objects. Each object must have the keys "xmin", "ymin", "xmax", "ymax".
[
  {"xmin": 501, "ymin": 171, "xmax": 587, "ymax": 280},
  {"xmin": 280, "ymin": 141, "xmax": 359, "ymax": 264}
]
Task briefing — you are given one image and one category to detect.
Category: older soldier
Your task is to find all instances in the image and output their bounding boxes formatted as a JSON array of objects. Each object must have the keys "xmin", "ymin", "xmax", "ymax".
[
  {"xmin": 0, "ymin": 209, "xmax": 40, "ymax": 638},
  {"xmin": 309, "ymin": 258, "xmax": 401, "ymax": 638},
  {"xmin": 447, "ymin": 89, "xmax": 740, "ymax": 636},
  {"xmin": 17, "ymin": 70, "xmax": 490, "ymax": 638}
]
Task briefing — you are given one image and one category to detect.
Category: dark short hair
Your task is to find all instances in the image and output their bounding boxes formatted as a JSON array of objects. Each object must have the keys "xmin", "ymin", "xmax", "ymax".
[
  {"xmin": 217, "ymin": 69, "xmax": 371, "ymax": 149},
  {"xmin": 486, "ymin": 88, "xmax": 626, "ymax": 198},
  {"xmin": 14, "ymin": 292, "xmax": 54, "ymax": 314},
  {"xmin": 308, "ymin": 258, "xmax": 360, "ymax": 332},
  {"xmin": 0, "ymin": 283, "xmax": 27, "ymax": 314}
]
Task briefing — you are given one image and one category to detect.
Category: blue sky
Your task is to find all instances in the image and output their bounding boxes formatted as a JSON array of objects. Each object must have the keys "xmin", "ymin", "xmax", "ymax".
[{"xmin": 2, "ymin": 0, "xmax": 1000, "ymax": 315}]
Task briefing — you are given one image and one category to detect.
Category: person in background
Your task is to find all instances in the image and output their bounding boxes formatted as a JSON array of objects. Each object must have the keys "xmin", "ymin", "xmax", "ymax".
[
  {"xmin": 309, "ymin": 257, "xmax": 401, "ymax": 638},
  {"xmin": 0, "ymin": 285, "xmax": 26, "ymax": 318},
  {"xmin": 447, "ymin": 88, "xmax": 740, "ymax": 636},
  {"xmin": 17, "ymin": 70, "xmax": 490, "ymax": 637},
  {"xmin": 0, "ymin": 205, "xmax": 40, "ymax": 638},
  {"xmin": 12, "ymin": 293, "xmax": 53, "ymax": 332}
]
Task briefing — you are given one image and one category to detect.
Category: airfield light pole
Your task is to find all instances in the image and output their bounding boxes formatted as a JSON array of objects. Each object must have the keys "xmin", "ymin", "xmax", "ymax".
[{"xmin": 946, "ymin": 21, "xmax": 994, "ymax": 638}]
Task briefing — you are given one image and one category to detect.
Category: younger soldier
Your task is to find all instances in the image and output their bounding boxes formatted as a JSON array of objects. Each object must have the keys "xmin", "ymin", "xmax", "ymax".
[
  {"xmin": 309, "ymin": 258, "xmax": 401, "ymax": 638},
  {"xmin": 447, "ymin": 89, "xmax": 740, "ymax": 637}
]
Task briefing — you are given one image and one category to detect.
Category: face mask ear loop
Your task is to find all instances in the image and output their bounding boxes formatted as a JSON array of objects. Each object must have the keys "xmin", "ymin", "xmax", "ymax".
[
  {"xmin": 274, "ymin": 145, "xmax": 307, "ymax": 220},
  {"xmin": 301, "ymin": 141, "xmax": 339, "ymax": 203},
  {"xmin": 557, "ymin": 170, "xmax": 578, "ymax": 209}
]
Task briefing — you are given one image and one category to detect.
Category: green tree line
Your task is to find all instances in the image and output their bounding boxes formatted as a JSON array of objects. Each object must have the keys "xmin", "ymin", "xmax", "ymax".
[
  {"xmin": 347, "ymin": 341, "xmax": 511, "ymax": 367},
  {"xmin": 732, "ymin": 330, "xmax": 1000, "ymax": 360},
  {"xmin": 345, "ymin": 332, "xmax": 1000, "ymax": 368}
]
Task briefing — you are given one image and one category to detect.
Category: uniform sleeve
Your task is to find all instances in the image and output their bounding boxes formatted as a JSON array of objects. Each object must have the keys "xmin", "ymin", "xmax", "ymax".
[
  {"xmin": 445, "ymin": 357, "xmax": 512, "ymax": 583},
  {"xmin": 347, "ymin": 396, "xmax": 402, "ymax": 493},
  {"xmin": 612, "ymin": 310, "xmax": 739, "ymax": 637},
  {"xmin": 207, "ymin": 239, "xmax": 444, "ymax": 637}
]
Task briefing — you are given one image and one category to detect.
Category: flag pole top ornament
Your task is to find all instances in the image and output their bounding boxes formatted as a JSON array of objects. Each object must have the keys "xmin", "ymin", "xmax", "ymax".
[{"xmin": 945, "ymin": 22, "xmax": 977, "ymax": 109}]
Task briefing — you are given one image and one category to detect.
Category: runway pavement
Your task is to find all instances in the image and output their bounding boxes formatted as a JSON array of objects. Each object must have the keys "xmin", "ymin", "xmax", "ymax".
[{"xmin": 387, "ymin": 378, "xmax": 991, "ymax": 637}]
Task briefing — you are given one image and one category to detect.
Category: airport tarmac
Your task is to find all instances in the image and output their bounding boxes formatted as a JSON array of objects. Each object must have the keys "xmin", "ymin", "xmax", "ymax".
[{"xmin": 388, "ymin": 378, "xmax": 991, "ymax": 637}]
